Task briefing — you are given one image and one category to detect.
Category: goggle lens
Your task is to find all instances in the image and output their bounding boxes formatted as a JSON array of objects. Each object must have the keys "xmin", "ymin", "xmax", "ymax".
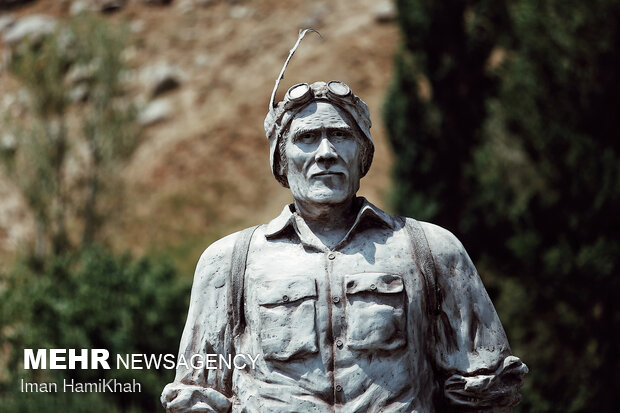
[
  {"xmin": 287, "ymin": 83, "xmax": 311, "ymax": 101},
  {"xmin": 327, "ymin": 81, "xmax": 351, "ymax": 97}
]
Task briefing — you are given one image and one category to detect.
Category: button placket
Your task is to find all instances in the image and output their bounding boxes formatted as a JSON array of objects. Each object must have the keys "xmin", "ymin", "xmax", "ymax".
[{"xmin": 327, "ymin": 248, "xmax": 345, "ymax": 383}]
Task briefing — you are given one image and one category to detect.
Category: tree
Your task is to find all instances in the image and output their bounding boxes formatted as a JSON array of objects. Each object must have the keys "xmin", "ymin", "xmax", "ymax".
[
  {"xmin": 1, "ymin": 13, "xmax": 138, "ymax": 260},
  {"xmin": 385, "ymin": 1, "xmax": 619, "ymax": 412},
  {"xmin": 384, "ymin": 0, "xmax": 510, "ymax": 242}
]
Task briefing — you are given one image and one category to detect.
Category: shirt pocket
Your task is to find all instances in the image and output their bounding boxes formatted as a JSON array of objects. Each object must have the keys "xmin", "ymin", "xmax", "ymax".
[
  {"xmin": 256, "ymin": 277, "xmax": 319, "ymax": 361},
  {"xmin": 344, "ymin": 273, "xmax": 407, "ymax": 351}
]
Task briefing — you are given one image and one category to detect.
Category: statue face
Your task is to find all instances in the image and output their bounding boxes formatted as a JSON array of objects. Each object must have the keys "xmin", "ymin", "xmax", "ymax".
[{"xmin": 282, "ymin": 101, "xmax": 362, "ymax": 205}]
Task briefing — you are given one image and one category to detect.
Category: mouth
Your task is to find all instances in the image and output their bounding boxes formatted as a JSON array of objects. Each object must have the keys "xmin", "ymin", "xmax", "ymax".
[{"xmin": 311, "ymin": 171, "xmax": 345, "ymax": 178}]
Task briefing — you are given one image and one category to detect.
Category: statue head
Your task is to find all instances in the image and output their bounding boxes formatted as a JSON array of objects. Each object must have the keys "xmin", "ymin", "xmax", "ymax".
[
  {"xmin": 263, "ymin": 31, "xmax": 374, "ymax": 205},
  {"xmin": 265, "ymin": 81, "xmax": 374, "ymax": 195},
  {"xmin": 278, "ymin": 98, "xmax": 373, "ymax": 205}
]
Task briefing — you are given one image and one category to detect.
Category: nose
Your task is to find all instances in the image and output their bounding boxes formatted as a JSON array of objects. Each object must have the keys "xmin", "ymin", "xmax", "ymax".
[{"xmin": 315, "ymin": 135, "xmax": 338, "ymax": 165}]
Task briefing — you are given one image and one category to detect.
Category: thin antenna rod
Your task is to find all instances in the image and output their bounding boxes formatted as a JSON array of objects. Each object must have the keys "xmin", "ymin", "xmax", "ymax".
[{"xmin": 269, "ymin": 28, "xmax": 322, "ymax": 111}]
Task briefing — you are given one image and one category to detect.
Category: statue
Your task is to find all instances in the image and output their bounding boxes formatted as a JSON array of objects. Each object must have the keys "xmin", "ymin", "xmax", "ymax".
[{"xmin": 161, "ymin": 30, "xmax": 527, "ymax": 413}]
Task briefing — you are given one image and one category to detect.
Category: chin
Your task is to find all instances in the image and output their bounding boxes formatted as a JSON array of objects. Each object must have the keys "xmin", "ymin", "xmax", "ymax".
[{"xmin": 306, "ymin": 188, "xmax": 354, "ymax": 205}]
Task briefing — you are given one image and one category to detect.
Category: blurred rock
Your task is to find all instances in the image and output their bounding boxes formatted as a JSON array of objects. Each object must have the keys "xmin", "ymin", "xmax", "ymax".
[
  {"xmin": 69, "ymin": 84, "xmax": 89, "ymax": 103},
  {"xmin": 177, "ymin": 0, "xmax": 194, "ymax": 14},
  {"xmin": 130, "ymin": 19, "xmax": 146, "ymax": 34},
  {"xmin": 1, "ymin": 93, "xmax": 15, "ymax": 111},
  {"xmin": 0, "ymin": 15, "xmax": 15, "ymax": 34},
  {"xmin": 1, "ymin": 133, "xmax": 16, "ymax": 152},
  {"xmin": 142, "ymin": 0, "xmax": 173, "ymax": 5},
  {"xmin": 230, "ymin": 5, "xmax": 252, "ymax": 19},
  {"xmin": 140, "ymin": 62, "xmax": 186, "ymax": 97},
  {"xmin": 373, "ymin": 1, "xmax": 396, "ymax": 23},
  {"xmin": 121, "ymin": 46, "xmax": 138, "ymax": 63},
  {"xmin": 196, "ymin": 0, "xmax": 216, "ymax": 7},
  {"xmin": 70, "ymin": 0, "xmax": 89, "ymax": 15},
  {"xmin": 65, "ymin": 62, "xmax": 98, "ymax": 85},
  {"xmin": 139, "ymin": 99, "xmax": 172, "ymax": 126},
  {"xmin": 194, "ymin": 52, "xmax": 211, "ymax": 67},
  {"xmin": 2, "ymin": 14, "xmax": 57, "ymax": 46}
]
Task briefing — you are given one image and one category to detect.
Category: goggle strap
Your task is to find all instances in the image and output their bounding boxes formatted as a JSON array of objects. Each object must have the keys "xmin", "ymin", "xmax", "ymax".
[{"xmin": 269, "ymin": 28, "xmax": 322, "ymax": 111}]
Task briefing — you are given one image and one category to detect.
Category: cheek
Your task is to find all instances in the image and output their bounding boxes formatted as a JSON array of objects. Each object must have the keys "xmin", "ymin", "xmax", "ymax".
[
  {"xmin": 284, "ymin": 145, "xmax": 308, "ymax": 176},
  {"xmin": 339, "ymin": 144, "xmax": 362, "ymax": 173}
]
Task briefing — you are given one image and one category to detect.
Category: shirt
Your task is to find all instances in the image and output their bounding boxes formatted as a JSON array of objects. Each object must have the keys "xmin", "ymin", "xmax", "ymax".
[{"xmin": 161, "ymin": 198, "xmax": 527, "ymax": 413}]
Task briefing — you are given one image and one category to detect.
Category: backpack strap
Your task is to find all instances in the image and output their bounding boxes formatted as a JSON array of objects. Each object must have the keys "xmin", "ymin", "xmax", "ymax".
[
  {"xmin": 404, "ymin": 218, "xmax": 441, "ymax": 316},
  {"xmin": 219, "ymin": 224, "xmax": 260, "ymax": 396}
]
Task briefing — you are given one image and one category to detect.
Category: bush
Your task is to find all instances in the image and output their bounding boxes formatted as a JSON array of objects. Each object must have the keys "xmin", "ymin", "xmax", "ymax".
[{"xmin": 0, "ymin": 247, "xmax": 191, "ymax": 411}]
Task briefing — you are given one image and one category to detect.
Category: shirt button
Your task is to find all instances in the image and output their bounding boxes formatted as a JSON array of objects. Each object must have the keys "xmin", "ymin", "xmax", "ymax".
[
  {"xmin": 328, "ymin": 252, "xmax": 336, "ymax": 260},
  {"xmin": 335, "ymin": 384, "xmax": 343, "ymax": 392},
  {"xmin": 332, "ymin": 296, "xmax": 340, "ymax": 304},
  {"xmin": 336, "ymin": 339, "xmax": 343, "ymax": 348},
  {"xmin": 369, "ymin": 283, "xmax": 377, "ymax": 291},
  {"xmin": 282, "ymin": 295, "xmax": 289, "ymax": 302}
]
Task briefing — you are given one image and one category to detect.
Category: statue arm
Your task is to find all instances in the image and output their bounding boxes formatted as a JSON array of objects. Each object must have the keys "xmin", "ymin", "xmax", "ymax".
[
  {"xmin": 422, "ymin": 223, "xmax": 528, "ymax": 412},
  {"xmin": 161, "ymin": 234, "xmax": 239, "ymax": 413}
]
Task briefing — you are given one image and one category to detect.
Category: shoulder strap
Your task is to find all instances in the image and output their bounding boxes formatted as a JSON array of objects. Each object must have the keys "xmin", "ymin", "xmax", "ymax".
[
  {"xmin": 404, "ymin": 218, "xmax": 441, "ymax": 316},
  {"xmin": 219, "ymin": 225, "xmax": 260, "ymax": 396},
  {"xmin": 229, "ymin": 225, "xmax": 261, "ymax": 338}
]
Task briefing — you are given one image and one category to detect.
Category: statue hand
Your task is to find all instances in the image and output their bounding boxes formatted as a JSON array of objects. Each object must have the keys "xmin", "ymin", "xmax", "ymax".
[{"xmin": 161, "ymin": 383, "xmax": 232, "ymax": 413}]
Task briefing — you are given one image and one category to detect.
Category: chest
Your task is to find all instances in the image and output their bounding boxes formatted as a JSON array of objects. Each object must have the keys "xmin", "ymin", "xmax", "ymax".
[{"xmin": 243, "ymin": 226, "xmax": 427, "ymax": 361}]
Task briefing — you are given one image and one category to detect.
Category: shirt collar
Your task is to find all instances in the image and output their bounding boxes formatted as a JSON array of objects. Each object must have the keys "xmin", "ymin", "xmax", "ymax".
[{"xmin": 264, "ymin": 197, "xmax": 395, "ymax": 246}]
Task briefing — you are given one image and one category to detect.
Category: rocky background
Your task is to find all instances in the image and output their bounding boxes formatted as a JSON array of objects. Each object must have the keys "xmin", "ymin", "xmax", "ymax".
[{"xmin": 0, "ymin": 0, "xmax": 398, "ymax": 272}]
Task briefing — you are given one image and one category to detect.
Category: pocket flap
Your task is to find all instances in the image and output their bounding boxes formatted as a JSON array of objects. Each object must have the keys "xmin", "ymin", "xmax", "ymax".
[
  {"xmin": 345, "ymin": 273, "xmax": 404, "ymax": 295},
  {"xmin": 257, "ymin": 277, "xmax": 317, "ymax": 305}
]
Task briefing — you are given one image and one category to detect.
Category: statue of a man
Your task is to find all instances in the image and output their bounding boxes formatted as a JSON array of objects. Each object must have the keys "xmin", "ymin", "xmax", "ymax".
[{"xmin": 162, "ymin": 35, "xmax": 527, "ymax": 413}]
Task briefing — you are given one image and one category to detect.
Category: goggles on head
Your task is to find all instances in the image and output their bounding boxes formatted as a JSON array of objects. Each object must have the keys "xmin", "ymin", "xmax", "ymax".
[
  {"xmin": 264, "ymin": 30, "xmax": 374, "ymax": 186},
  {"xmin": 284, "ymin": 81, "xmax": 352, "ymax": 109}
]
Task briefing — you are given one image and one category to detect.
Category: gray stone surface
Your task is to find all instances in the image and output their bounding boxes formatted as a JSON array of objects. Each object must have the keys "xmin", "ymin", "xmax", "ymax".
[
  {"xmin": 2, "ymin": 14, "xmax": 57, "ymax": 46},
  {"xmin": 373, "ymin": 0, "xmax": 397, "ymax": 23},
  {"xmin": 69, "ymin": 0, "xmax": 90, "ymax": 15},
  {"xmin": 138, "ymin": 98, "xmax": 172, "ymax": 126},
  {"xmin": 140, "ymin": 62, "xmax": 185, "ymax": 97},
  {"xmin": 0, "ymin": 15, "xmax": 15, "ymax": 34}
]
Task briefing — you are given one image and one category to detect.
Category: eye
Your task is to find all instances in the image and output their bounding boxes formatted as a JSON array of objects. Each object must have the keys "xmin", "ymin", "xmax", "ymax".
[
  {"xmin": 295, "ymin": 132, "xmax": 318, "ymax": 144},
  {"xmin": 330, "ymin": 130, "xmax": 351, "ymax": 141}
]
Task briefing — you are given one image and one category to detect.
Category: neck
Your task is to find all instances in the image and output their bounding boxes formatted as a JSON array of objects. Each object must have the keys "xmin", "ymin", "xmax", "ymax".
[{"xmin": 293, "ymin": 197, "xmax": 358, "ymax": 248}]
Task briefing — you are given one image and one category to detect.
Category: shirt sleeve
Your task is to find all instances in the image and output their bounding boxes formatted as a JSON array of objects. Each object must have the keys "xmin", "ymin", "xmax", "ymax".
[
  {"xmin": 160, "ymin": 233, "xmax": 239, "ymax": 413},
  {"xmin": 422, "ymin": 222, "xmax": 528, "ymax": 412}
]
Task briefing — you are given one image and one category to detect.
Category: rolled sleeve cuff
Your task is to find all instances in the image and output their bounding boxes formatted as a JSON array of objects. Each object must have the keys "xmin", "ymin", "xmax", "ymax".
[{"xmin": 444, "ymin": 356, "xmax": 529, "ymax": 410}]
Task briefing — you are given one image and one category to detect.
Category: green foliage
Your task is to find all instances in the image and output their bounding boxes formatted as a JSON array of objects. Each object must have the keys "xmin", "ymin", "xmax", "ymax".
[
  {"xmin": 1, "ymin": 13, "xmax": 138, "ymax": 257},
  {"xmin": 385, "ymin": 0, "xmax": 511, "ymax": 235},
  {"xmin": 0, "ymin": 246, "xmax": 191, "ymax": 411},
  {"xmin": 386, "ymin": 1, "xmax": 619, "ymax": 412}
]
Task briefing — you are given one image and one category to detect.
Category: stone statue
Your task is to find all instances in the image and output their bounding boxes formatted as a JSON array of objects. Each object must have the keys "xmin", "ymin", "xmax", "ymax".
[{"xmin": 161, "ymin": 30, "xmax": 527, "ymax": 413}]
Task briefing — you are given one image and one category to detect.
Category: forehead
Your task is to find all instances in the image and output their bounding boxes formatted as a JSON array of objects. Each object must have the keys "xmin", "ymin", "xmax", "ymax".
[{"xmin": 288, "ymin": 101, "xmax": 356, "ymax": 135}]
